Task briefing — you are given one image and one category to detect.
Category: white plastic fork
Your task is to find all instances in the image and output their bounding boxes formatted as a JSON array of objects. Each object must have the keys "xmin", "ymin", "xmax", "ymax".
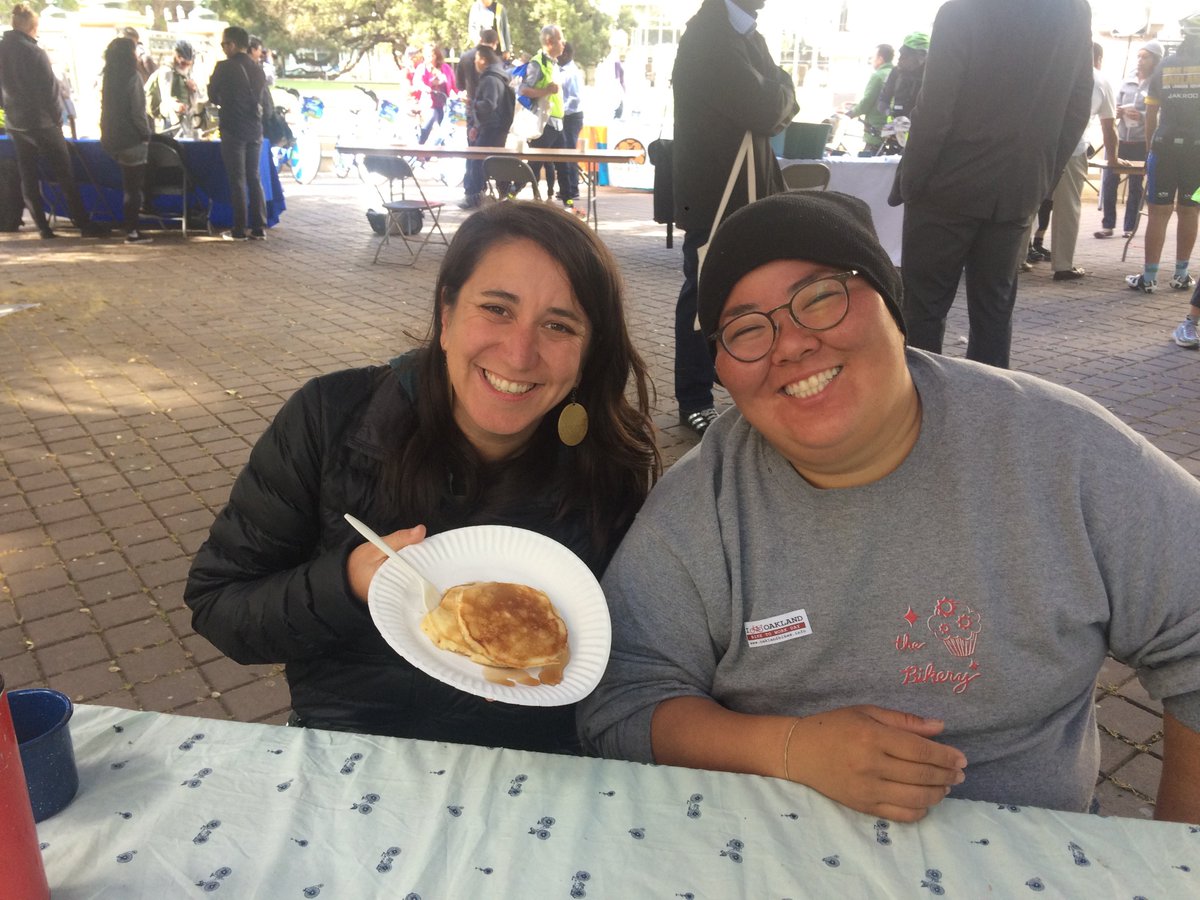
[{"xmin": 343, "ymin": 513, "xmax": 442, "ymax": 611}]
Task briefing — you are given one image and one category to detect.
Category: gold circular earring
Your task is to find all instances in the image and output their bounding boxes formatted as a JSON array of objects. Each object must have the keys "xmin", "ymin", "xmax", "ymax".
[{"xmin": 557, "ymin": 390, "xmax": 588, "ymax": 446}]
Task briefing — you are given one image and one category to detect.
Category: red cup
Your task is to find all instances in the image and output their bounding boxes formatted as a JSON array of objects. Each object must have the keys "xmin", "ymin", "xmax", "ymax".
[{"xmin": 0, "ymin": 674, "xmax": 51, "ymax": 900}]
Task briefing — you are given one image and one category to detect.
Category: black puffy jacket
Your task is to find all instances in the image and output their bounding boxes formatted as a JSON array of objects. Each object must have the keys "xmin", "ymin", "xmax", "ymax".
[{"xmin": 184, "ymin": 354, "xmax": 600, "ymax": 752}]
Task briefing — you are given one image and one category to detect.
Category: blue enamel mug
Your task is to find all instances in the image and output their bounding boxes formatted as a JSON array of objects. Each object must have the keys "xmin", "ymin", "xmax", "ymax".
[{"xmin": 8, "ymin": 688, "xmax": 79, "ymax": 822}]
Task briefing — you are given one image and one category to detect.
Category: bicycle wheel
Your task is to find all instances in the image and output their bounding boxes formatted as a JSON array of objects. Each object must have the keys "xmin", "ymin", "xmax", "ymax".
[{"xmin": 290, "ymin": 134, "xmax": 322, "ymax": 185}]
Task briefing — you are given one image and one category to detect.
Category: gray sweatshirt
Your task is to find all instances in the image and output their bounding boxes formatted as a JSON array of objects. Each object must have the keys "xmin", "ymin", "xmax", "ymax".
[{"xmin": 579, "ymin": 350, "xmax": 1200, "ymax": 813}]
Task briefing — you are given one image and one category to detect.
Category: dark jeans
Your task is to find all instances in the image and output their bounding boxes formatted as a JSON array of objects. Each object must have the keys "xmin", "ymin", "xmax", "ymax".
[
  {"xmin": 419, "ymin": 106, "xmax": 445, "ymax": 145},
  {"xmin": 901, "ymin": 202, "xmax": 1028, "ymax": 369},
  {"xmin": 464, "ymin": 124, "xmax": 508, "ymax": 198},
  {"xmin": 528, "ymin": 122, "xmax": 564, "ymax": 197},
  {"xmin": 219, "ymin": 137, "xmax": 265, "ymax": 237},
  {"xmin": 10, "ymin": 126, "xmax": 90, "ymax": 231},
  {"xmin": 1100, "ymin": 140, "xmax": 1147, "ymax": 232},
  {"xmin": 674, "ymin": 226, "xmax": 716, "ymax": 413},
  {"xmin": 558, "ymin": 111, "xmax": 584, "ymax": 201}
]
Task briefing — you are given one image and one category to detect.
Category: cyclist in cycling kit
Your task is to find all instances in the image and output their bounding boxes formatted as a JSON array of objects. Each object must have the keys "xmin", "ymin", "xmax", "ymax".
[
  {"xmin": 1159, "ymin": 13, "xmax": 1200, "ymax": 347},
  {"xmin": 1127, "ymin": 11, "xmax": 1200, "ymax": 299}
]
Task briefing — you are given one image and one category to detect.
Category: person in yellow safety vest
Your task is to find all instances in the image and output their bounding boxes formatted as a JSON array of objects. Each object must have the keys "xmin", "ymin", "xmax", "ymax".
[{"xmin": 519, "ymin": 24, "xmax": 565, "ymax": 201}]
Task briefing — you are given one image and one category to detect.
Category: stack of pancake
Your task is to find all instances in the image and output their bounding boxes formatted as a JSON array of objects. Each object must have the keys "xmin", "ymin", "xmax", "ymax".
[{"xmin": 420, "ymin": 581, "xmax": 569, "ymax": 682}]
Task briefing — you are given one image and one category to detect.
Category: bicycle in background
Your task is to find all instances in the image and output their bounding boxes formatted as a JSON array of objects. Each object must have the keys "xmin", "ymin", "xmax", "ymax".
[
  {"xmin": 332, "ymin": 85, "xmax": 408, "ymax": 185},
  {"xmin": 271, "ymin": 88, "xmax": 325, "ymax": 185}
]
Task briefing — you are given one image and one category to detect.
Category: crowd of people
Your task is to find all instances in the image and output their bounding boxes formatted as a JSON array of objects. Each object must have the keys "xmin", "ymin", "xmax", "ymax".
[
  {"xmin": 451, "ymin": 21, "xmax": 588, "ymax": 215},
  {"xmin": 0, "ymin": 6, "xmax": 277, "ymax": 242}
]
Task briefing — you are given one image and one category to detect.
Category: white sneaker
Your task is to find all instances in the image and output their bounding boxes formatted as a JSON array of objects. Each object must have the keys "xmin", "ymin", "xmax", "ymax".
[
  {"xmin": 1170, "ymin": 273, "xmax": 1195, "ymax": 290},
  {"xmin": 1126, "ymin": 273, "xmax": 1156, "ymax": 293},
  {"xmin": 1173, "ymin": 318, "xmax": 1200, "ymax": 348}
]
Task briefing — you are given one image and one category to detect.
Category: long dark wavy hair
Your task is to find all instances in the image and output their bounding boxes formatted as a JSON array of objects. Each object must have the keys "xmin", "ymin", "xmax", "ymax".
[{"xmin": 386, "ymin": 201, "xmax": 660, "ymax": 563}]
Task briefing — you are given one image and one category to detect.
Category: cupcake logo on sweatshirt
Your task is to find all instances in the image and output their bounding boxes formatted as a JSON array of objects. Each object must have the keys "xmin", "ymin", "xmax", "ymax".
[
  {"xmin": 927, "ymin": 597, "xmax": 982, "ymax": 658},
  {"xmin": 894, "ymin": 597, "xmax": 983, "ymax": 694}
]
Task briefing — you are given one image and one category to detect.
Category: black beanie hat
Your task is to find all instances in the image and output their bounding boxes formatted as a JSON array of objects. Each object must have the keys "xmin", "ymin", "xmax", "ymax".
[{"xmin": 697, "ymin": 191, "xmax": 905, "ymax": 356}]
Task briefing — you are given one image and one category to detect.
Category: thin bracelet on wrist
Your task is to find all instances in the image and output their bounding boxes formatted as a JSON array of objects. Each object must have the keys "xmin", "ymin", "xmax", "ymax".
[{"xmin": 782, "ymin": 718, "xmax": 799, "ymax": 781}]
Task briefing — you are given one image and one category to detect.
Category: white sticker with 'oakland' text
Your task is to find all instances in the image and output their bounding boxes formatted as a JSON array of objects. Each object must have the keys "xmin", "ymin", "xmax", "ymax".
[{"xmin": 744, "ymin": 609, "xmax": 812, "ymax": 647}]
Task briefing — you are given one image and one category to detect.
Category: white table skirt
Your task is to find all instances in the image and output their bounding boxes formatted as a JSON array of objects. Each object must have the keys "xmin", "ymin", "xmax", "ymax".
[
  {"xmin": 35, "ymin": 705, "xmax": 1200, "ymax": 898},
  {"xmin": 781, "ymin": 156, "xmax": 903, "ymax": 265}
]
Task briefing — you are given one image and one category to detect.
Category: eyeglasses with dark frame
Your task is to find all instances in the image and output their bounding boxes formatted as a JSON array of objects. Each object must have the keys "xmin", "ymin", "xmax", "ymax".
[{"xmin": 711, "ymin": 269, "xmax": 858, "ymax": 363}]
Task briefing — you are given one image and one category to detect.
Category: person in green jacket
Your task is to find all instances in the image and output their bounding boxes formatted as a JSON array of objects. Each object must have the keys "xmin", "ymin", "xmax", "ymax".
[{"xmin": 846, "ymin": 43, "xmax": 893, "ymax": 155}]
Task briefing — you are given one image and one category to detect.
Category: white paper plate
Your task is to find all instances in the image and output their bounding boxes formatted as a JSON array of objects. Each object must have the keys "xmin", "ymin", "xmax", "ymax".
[{"xmin": 368, "ymin": 525, "xmax": 611, "ymax": 706}]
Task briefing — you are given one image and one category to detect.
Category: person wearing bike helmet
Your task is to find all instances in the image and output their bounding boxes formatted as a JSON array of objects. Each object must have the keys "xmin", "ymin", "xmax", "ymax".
[
  {"xmin": 1164, "ymin": 13, "xmax": 1200, "ymax": 348},
  {"xmin": 895, "ymin": 0, "xmax": 1092, "ymax": 369}
]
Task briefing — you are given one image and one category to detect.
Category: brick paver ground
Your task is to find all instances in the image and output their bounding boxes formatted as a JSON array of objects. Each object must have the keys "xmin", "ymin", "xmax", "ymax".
[{"xmin": 4, "ymin": 170, "xmax": 1198, "ymax": 821}]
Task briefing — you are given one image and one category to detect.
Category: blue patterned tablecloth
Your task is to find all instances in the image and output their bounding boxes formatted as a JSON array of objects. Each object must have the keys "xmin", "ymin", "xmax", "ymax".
[{"xmin": 35, "ymin": 705, "xmax": 1199, "ymax": 899}]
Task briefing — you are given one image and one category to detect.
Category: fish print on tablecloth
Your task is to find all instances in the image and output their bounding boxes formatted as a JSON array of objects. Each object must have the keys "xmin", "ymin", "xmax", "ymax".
[
  {"xmin": 822, "ymin": 855, "xmax": 840, "ymax": 868},
  {"xmin": 629, "ymin": 827, "xmax": 645, "ymax": 840},
  {"xmin": 301, "ymin": 884, "xmax": 323, "ymax": 897},
  {"xmin": 446, "ymin": 805, "xmax": 463, "ymax": 818}
]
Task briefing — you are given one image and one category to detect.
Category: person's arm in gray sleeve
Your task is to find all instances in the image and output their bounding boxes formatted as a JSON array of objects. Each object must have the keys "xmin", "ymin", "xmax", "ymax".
[
  {"xmin": 578, "ymin": 519, "xmax": 721, "ymax": 760},
  {"xmin": 1084, "ymin": 413, "xmax": 1200, "ymax": 821}
]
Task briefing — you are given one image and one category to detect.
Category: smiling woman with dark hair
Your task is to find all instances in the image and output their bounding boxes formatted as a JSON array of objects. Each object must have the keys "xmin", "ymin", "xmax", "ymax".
[{"xmin": 185, "ymin": 201, "xmax": 659, "ymax": 752}]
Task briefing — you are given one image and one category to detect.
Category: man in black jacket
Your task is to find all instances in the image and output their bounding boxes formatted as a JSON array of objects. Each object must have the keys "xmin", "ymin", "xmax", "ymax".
[
  {"xmin": 895, "ymin": 0, "xmax": 1092, "ymax": 369},
  {"xmin": 208, "ymin": 26, "xmax": 267, "ymax": 241},
  {"xmin": 671, "ymin": 0, "xmax": 797, "ymax": 435},
  {"xmin": 0, "ymin": 3, "xmax": 106, "ymax": 238}
]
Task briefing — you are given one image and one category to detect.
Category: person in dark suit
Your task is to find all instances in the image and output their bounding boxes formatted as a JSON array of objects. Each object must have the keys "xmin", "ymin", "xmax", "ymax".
[
  {"xmin": 670, "ymin": 0, "xmax": 797, "ymax": 435},
  {"xmin": 895, "ymin": 0, "xmax": 1093, "ymax": 369},
  {"xmin": 207, "ymin": 26, "xmax": 266, "ymax": 241}
]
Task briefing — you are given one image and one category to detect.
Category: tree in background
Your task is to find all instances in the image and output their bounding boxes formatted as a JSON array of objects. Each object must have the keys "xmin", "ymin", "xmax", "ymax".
[{"xmin": 256, "ymin": 0, "xmax": 616, "ymax": 75}]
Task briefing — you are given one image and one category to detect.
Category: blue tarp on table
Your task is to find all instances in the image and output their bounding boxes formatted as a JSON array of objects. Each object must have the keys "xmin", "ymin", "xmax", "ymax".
[{"xmin": 0, "ymin": 136, "xmax": 285, "ymax": 230}]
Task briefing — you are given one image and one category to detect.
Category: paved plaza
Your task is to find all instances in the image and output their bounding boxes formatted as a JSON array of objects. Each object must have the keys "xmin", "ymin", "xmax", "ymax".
[{"xmin": 3, "ymin": 172, "xmax": 1199, "ymax": 819}]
